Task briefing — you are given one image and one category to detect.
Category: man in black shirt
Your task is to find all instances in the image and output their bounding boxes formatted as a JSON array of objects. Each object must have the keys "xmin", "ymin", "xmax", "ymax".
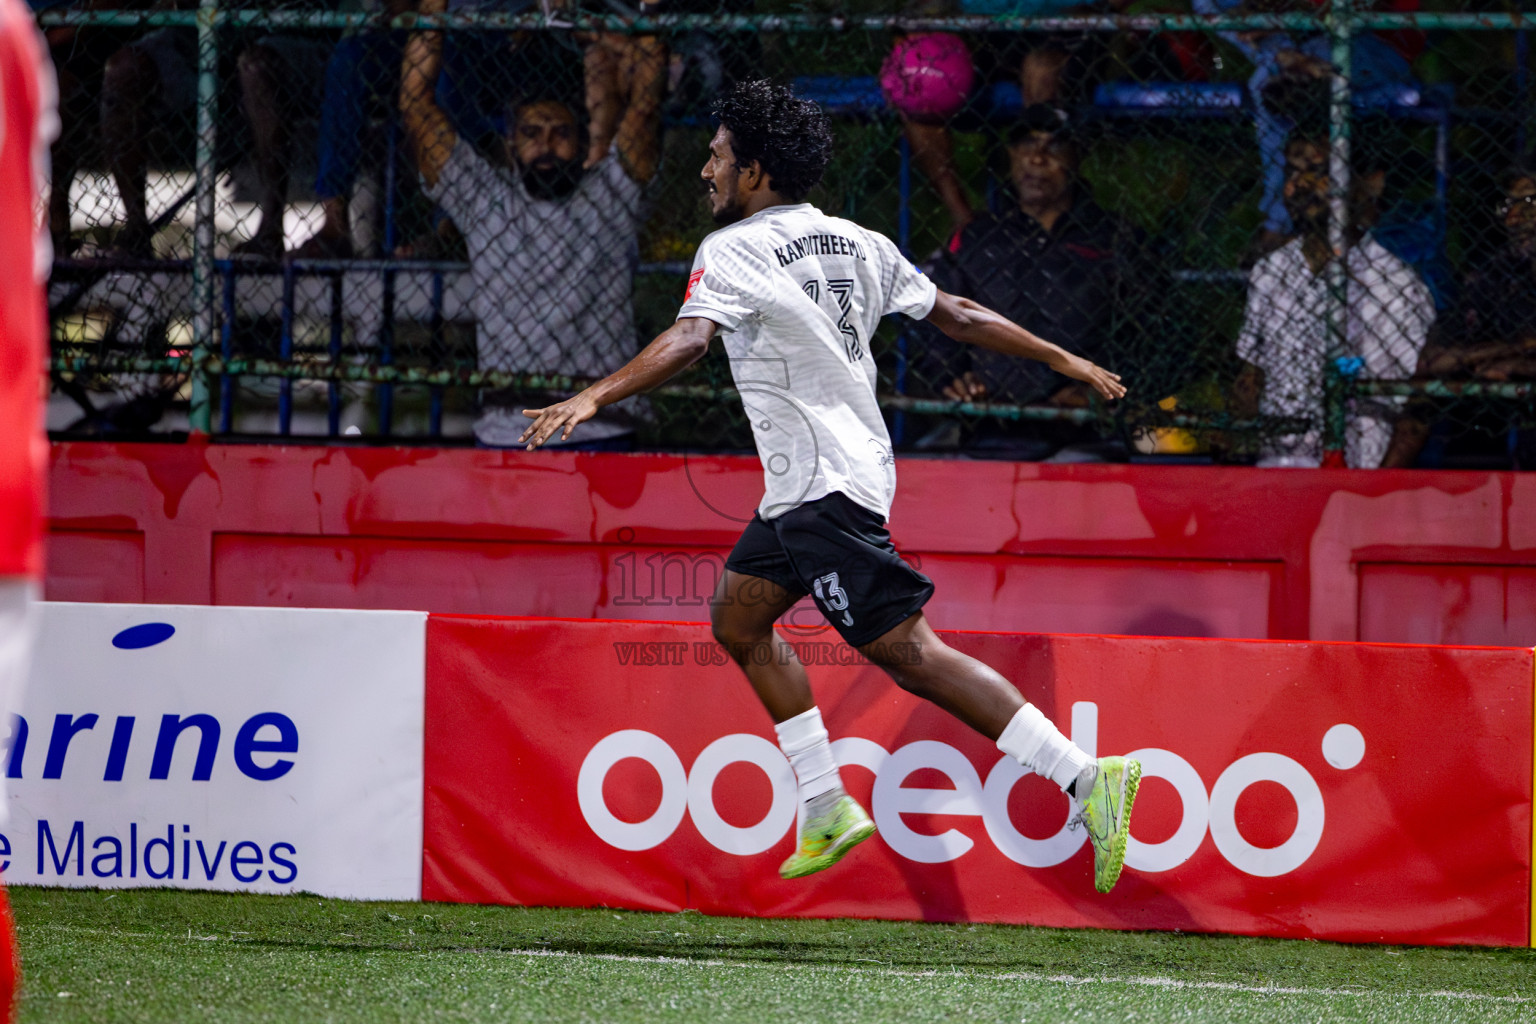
[
  {"xmin": 1382, "ymin": 166, "xmax": 1536, "ymax": 467},
  {"xmin": 914, "ymin": 106, "xmax": 1152, "ymax": 458},
  {"xmin": 1446, "ymin": 169, "xmax": 1536, "ymax": 369},
  {"xmin": 909, "ymin": 107, "xmax": 1155, "ymax": 457}
]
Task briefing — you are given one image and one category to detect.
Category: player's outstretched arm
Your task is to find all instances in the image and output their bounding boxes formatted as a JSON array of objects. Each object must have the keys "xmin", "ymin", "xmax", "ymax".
[
  {"xmin": 519, "ymin": 317, "xmax": 718, "ymax": 450},
  {"xmin": 924, "ymin": 289, "xmax": 1127, "ymax": 402},
  {"xmin": 399, "ymin": 0, "xmax": 456, "ymax": 188}
]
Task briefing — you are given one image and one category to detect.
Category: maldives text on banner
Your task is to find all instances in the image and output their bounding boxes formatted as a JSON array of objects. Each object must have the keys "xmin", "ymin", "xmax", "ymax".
[
  {"xmin": 5, "ymin": 603, "xmax": 426, "ymax": 900},
  {"xmin": 424, "ymin": 617, "xmax": 1533, "ymax": 947}
]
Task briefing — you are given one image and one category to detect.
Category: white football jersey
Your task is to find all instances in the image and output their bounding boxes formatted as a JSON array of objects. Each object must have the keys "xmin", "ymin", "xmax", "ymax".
[{"xmin": 677, "ymin": 203, "xmax": 937, "ymax": 519}]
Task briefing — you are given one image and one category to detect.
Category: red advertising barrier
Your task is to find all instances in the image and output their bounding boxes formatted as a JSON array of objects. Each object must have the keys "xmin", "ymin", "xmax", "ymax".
[
  {"xmin": 46, "ymin": 442, "xmax": 1536, "ymax": 645},
  {"xmin": 424, "ymin": 616, "xmax": 1534, "ymax": 946}
]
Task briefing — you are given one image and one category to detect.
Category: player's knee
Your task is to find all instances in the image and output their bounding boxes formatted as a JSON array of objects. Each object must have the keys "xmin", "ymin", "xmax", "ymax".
[
  {"xmin": 710, "ymin": 609, "xmax": 775, "ymax": 667},
  {"xmin": 709, "ymin": 604, "xmax": 750, "ymax": 650},
  {"xmin": 883, "ymin": 661, "xmax": 939, "ymax": 700},
  {"xmin": 869, "ymin": 634, "xmax": 945, "ymax": 696}
]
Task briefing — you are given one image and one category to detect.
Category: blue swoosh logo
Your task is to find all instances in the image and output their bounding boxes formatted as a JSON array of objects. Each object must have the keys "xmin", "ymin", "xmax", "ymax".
[{"xmin": 112, "ymin": 623, "xmax": 176, "ymax": 650}]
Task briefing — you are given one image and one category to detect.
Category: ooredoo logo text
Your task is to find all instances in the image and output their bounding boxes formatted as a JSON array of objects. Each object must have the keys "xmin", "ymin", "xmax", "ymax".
[{"xmin": 577, "ymin": 702, "xmax": 1367, "ymax": 878}]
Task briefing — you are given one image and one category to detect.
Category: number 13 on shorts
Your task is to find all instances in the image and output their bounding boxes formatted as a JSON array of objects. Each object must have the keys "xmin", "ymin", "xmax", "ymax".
[{"xmin": 814, "ymin": 572, "xmax": 855, "ymax": 628}]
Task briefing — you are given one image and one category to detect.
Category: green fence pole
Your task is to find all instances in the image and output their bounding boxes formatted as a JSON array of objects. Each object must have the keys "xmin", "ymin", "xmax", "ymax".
[
  {"xmin": 188, "ymin": 0, "xmax": 218, "ymax": 435},
  {"xmin": 1321, "ymin": 0, "xmax": 1353, "ymax": 465}
]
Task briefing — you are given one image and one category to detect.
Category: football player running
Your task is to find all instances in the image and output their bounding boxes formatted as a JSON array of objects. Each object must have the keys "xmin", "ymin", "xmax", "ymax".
[{"xmin": 521, "ymin": 80, "xmax": 1139, "ymax": 894}]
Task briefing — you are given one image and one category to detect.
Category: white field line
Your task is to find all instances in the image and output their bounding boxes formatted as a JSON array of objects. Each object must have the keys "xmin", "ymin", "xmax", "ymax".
[
  {"xmin": 33, "ymin": 925, "xmax": 1530, "ymax": 1006},
  {"xmin": 488, "ymin": 946, "xmax": 1531, "ymax": 1006}
]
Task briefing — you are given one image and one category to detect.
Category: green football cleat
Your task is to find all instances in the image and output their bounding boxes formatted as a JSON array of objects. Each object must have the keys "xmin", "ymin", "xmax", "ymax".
[
  {"xmin": 779, "ymin": 789, "xmax": 877, "ymax": 880},
  {"xmin": 1073, "ymin": 756, "xmax": 1142, "ymax": 894}
]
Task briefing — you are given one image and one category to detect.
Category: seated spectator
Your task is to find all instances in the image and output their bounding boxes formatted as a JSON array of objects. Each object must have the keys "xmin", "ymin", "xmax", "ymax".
[
  {"xmin": 1232, "ymin": 133, "xmax": 1434, "ymax": 468},
  {"xmin": 94, "ymin": 2, "xmax": 338, "ymax": 258},
  {"xmin": 400, "ymin": 0, "xmax": 663, "ymax": 448},
  {"xmin": 1382, "ymin": 166, "xmax": 1536, "ymax": 468},
  {"xmin": 885, "ymin": 0, "xmax": 1179, "ymax": 234},
  {"xmin": 238, "ymin": 3, "xmax": 424, "ymax": 261},
  {"xmin": 913, "ymin": 106, "xmax": 1155, "ymax": 459}
]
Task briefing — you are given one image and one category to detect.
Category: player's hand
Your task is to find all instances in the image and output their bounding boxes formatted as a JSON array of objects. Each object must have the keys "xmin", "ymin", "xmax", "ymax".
[
  {"xmin": 519, "ymin": 391, "xmax": 600, "ymax": 450},
  {"xmin": 942, "ymin": 372, "xmax": 989, "ymax": 402},
  {"xmin": 1057, "ymin": 354, "xmax": 1127, "ymax": 402}
]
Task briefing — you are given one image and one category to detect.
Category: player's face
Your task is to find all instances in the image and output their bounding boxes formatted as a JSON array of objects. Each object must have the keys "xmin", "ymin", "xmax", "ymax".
[
  {"xmin": 509, "ymin": 102, "xmax": 582, "ymax": 170},
  {"xmin": 702, "ymin": 127, "xmax": 750, "ymax": 225}
]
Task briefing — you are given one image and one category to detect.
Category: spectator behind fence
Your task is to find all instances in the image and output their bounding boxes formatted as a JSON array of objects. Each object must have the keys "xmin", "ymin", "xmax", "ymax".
[
  {"xmin": 414, "ymin": 0, "xmax": 657, "ymax": 259},
  {"xmin": 31, "ymin": 0, "xmax": 146, "ymax": 257},
  {"xmin": 1232, "ymin": 134, "xmax": 1433, "ymax": 468},
  {"xmin": 913, "ymin": 106, "xmax": 1155, "ymax": 460},
  {"xmin": 400, "ymin": 0, "xmax": 663, "ymax": 448},
  {"xmin": 437, "ymin": 0, "xmax": 581, "ymax": 156},
  {"xmin": 883, "ymin": 0, "xmax": 1181, "ymax": 234},
  {"xmin": 1382, "ymin": 166, "xmax": 1536, "ymax": 468},
  {"xmin": 438, "ymin": 0, "xmax": 659, "ymax": 172},
  {"xmin": 1192, "ymin": 0, "xmax": 1419, "ymax": 261},
  {"xmin": 659, "ymin": 0, "xmax": 761, "ymax": 122},
  {"xmin": 94, "ymin": 1, "xmax": 340, "ymax": 258},
  {"xmin": 283, "ymin": 0, "xmax": 416, "ymax": 259}
]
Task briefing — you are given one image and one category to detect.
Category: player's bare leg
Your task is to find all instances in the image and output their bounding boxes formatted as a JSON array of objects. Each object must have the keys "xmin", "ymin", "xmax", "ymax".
[
  {"xmin": 710, "ymin": 570, "xmax": 875, "ymax": 878},
  {"xmin": 709, "ymin": 569, "xmax": 811, "ymax": 723},
  {"xmin": 857, "ymin": 611, "xmax": 1022, "ymax": 739},
  {"xmin": 860, "ymin": 611, "xmax": 1140, "ymax": 893}
]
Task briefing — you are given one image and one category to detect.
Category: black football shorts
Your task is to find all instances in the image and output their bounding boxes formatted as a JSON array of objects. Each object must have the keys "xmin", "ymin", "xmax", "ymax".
[{"xmin": 724, "ymin": 491, "xmax": 935, "ymax": 648}]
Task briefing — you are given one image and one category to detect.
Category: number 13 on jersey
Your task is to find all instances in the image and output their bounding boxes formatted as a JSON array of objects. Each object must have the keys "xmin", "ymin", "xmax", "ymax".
[{"xmin": 801, "ymin": 279, "xmax": 863, "ymax": 363}]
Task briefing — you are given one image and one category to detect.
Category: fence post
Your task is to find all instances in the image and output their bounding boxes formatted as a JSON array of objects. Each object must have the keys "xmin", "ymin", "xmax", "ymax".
[
  {"xmin": 188, "ymin": 0, "xmax": 219, "ymax": 435},
  {"xmin": 1321, "ymin": 0, "xmax": 1353, "ymax": 466}
]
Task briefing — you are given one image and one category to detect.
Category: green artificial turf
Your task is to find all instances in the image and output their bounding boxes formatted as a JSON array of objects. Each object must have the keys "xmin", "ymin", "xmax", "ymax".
[{"xmin": 14, "ymin": 887, "xmax": 1535, "ymax": 1023}]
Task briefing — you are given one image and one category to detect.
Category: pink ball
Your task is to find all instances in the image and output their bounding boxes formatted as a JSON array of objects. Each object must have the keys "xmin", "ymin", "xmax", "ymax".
[{"xmin": 880, "ymin": 33, "xmax": 977, "ymax": 122}]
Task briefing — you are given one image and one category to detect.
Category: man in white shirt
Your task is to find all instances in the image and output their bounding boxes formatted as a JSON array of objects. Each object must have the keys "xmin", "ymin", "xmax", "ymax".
[
  {"xmin": 1234, "ymin": 134, "xmax": 1435, "ymax": 467},
  {"xmin": 400, "ymin": 0, "xmax": 664, "ymax": 447},
  {"xmin": 521, "ymin": 81, "xmax": 1141, "ymax": 894}
]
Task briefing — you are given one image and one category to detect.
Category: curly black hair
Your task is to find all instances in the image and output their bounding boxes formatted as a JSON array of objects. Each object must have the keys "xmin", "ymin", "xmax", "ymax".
[{"xmin": 711, "ymin": 79, "xmax": 833, "ymax": 202}]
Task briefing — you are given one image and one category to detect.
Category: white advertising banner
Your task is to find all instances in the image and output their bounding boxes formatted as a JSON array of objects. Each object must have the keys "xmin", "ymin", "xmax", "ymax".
[{"xmin": 2, "ymin": 603, "xmax": 426, "ymax": 900}]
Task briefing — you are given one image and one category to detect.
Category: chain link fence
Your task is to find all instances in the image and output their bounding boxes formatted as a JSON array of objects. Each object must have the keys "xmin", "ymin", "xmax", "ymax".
[{"xmin": 36, "ymin": 2, "xmax": 1536, "ymax": 468}]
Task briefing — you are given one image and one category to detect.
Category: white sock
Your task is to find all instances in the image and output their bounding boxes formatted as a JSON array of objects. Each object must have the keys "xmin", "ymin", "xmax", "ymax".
[
  {"xmin": 996, "ymin": 703, "xmax": 1094, "ymax": 794},
  {"xmin": 775, "ymin": 707, "xmax": 841, "ymax": 802}
]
